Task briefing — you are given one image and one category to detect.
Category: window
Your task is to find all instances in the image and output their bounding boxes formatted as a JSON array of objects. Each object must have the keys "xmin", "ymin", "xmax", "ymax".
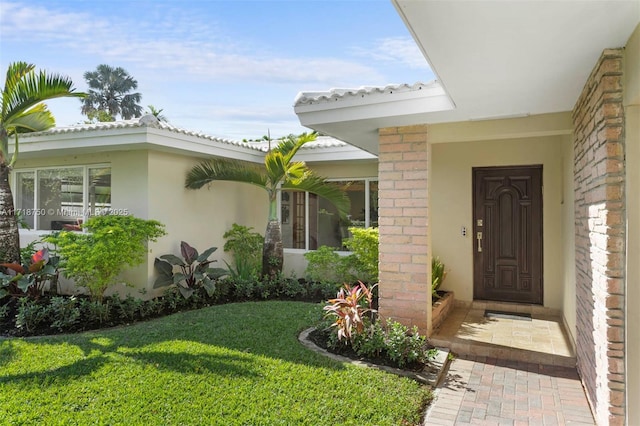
[
  {"xmin": 14, "ymin": 166, "xmax": 111, "ymax": 231},
  {"xmin": 281, "ymin": 179, "xmax": 378, "ymax": 250}
]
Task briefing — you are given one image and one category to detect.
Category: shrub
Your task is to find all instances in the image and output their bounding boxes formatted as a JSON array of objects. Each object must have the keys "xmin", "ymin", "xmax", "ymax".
[
  {"xmin": 223, "ymin": 224, "xmax": 263, "ymax": 280},
  {"xmin": 343, "ymin": 227, "xmax": 379, "ymax": 282},
  {"xmin": 48, "ymin": 296, "xmax": 80, "ymax": 331},
  {"xmin": 154, "ymin": 241, "xmax": 226, "ymax": 299},
  {"xmin": 78, "ymin": 298, "xmax": 111, "ymax": 324},
  {"xmin": 304, "ymin": 246, "xmax": 348, "ymax": 283},
  {"xmin": 110, "ymin": 294, "xmax": 145, "ymax": 321},
  {"xmin": 384, "ymin": 320, "xmax": 429, "ymax": 368},
  {"xmin": 351, "ymin": 321, "xmax": 386, "ymax": 359},
  {"xmin": 15, "ymin": 298, "xmax": 49, "ymax": 332},
  {"xmin": 45, "ymin": 215, "xmax": 166, "ymax": 303}
]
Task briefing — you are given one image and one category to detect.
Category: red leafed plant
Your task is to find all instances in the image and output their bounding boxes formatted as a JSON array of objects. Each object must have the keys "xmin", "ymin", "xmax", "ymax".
[{"xmin": 323, "ymin": 281, "xmax": 377, "ymax": 342}]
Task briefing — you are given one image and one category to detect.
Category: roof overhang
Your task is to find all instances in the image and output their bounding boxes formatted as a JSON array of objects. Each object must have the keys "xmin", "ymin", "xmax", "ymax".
[
  {"xmin": 15, "ymin": 125, "xmax": 267, "ymax": 163},
  {"xmin": 14, "ymin": 118, "xmax": 376, "ymax": 164},
  {"xmin": 294, "ymin": 0, "xmax": 640, "ymax": 154}
]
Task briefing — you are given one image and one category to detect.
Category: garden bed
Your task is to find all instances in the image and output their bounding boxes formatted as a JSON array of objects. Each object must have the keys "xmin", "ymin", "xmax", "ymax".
[{"xmin": 432, "ymin": 290, "xmax": 454, "ymax": 331}]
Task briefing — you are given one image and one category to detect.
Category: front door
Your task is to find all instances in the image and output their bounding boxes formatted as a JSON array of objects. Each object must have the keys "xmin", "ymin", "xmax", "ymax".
[{"xmin": 472, "ymin": 165, "xmax": 543, "ymax": 304}]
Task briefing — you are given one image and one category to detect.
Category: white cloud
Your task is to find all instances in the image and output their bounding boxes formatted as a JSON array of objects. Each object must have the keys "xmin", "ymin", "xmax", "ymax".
[
  {"xmin": 353, "ymin": 36, "xmax": 431, "ymax": 71},
  {"xmin": 1, "ymin": 1, "xmax": 383, "ymax": 85}
]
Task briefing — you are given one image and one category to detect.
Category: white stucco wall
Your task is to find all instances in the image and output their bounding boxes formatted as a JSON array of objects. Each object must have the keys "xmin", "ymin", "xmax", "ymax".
[
  {"xmin": 144, "ymin": 150, "xmax": 268, "ymax": 296},
  {"xmin": 430, "ymin": 133, "xmax": 570, "ymax": 311}
]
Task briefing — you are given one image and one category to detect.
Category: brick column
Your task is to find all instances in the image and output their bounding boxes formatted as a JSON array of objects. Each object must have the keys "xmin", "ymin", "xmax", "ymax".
[
  {"xmin": 573, "ymin": 49, "xmax": 626, "ymax": 426},
  {"xmin": 377, "ymin": 125, "xmax": 431, "ymax": 334}
]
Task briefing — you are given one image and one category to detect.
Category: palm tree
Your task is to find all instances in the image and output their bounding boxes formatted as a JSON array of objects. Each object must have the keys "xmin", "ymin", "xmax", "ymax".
[
  {"xmin": 81, "ymin": 64, "xmax": 143, "ymax": 120},
  {"xmin": 0, "ymin": 62, "xmax": 83, "ymax": 263},
  {"xmin": 146, "ymin": 105, "xmax": 168, "ymax": 122},
  {"xmin": 186, "ymin": 133, "xmax": 350, "ymax": 278}
]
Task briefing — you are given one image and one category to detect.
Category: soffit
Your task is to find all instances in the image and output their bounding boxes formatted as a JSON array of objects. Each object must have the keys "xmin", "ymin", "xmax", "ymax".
[{"xmin": 294, "ymin": 0, "xmax": 640, "ymax": 154}]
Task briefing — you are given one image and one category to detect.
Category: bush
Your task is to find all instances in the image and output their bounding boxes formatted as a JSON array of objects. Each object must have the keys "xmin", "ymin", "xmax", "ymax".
[
  {"xmin": 343, "ymin": 227, "xmax": 379, "ymax": 282},
  {"xmin": 304, "ymin": 246, "xmax": 347, "ymax": 283},
  {"xmin": 223, "ymin": 224, "xmax": 263, "ymax": 280},
  {"xmin": 45, "ymin": 215, "xmax": 166, "ymax": 303},
  {"xmin": 78, "ymin": 298, "xmax": 111, "ymax": 325},
  {"xmin": 15, "ymin": 298, "xmax": 49, "ymax": 332},
  {"xmin": 384, "ymin": 320, "xmax": 429, "ymax": 368},
  {"xmin": 48, "ymin": 296, "xmax": 80, "ymax": 331},
  {"xmin": 320, "ymin": 281, "xmax": 434, "ymax": 369}
]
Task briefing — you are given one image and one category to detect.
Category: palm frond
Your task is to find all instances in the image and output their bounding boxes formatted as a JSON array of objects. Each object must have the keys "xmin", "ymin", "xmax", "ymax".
[
  {"xmin": 282, "ymin": 172, "xmax": 350, "ymax": 216},
  {"xmin": 2, "ymin": 64, "xmax": 83, "ymax": 123},
  {"xmin": 186, "ymin": 158, "xmax": 268, "ymax": 190},
  {"xmin": 8, "ymin": 104, "xmax": 55, "ymax": 134},
  {"xmin": 2, "ymin": 62, "xmax": 34, "ymax": 115},
  {"xmin": 272, "ymin": 132, "xmax": 316, "ymax": 163}
]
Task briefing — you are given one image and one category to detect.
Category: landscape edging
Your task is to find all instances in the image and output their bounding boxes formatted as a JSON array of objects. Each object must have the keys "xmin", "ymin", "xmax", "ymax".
[{"xmin": 298, "ymin": 327, "xmax": 449, "ymax": 387}]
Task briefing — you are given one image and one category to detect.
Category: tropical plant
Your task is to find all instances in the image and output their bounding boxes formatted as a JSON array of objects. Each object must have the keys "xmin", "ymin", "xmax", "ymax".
[
  {"xmin": 186, "ymin": 133, "xmax": 350, "ymax": 278},
  {"xmin": 323, "ymin": 281, "xmax": 377, "ymax": 342},
  {"xmin": 154, "ymin": 241, "xmax": 227, "ymax": 299},
  {"xmin": 145, "ymin": 104, "xmax": 167, "ymax": 122},
  {"xmin": 432, "ymin": 256, "xmax": 447, "ymax": 299},
  {"xmin": 0, "ymin": 247, "xmax": 59, "ymax": 299},
  {"xmin": 222, "ymin": 223, "xmax": 263, "ymax": 280},
  {"xmin": 80, "ymin": 64, "xmax": 143, "ymax": 120},
  {"xmin": 44, "ymin": 215, "xmax": 166, "ymax": 302},
  {"xmin": 0, "ymin": 61, "xmax": 83, "ymax": 263}
]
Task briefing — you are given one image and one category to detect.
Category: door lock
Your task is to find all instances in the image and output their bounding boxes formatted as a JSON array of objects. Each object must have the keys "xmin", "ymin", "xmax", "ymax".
[{"xmin": 476, "ymin": 232, "xmax": 483, "ymax": 252}]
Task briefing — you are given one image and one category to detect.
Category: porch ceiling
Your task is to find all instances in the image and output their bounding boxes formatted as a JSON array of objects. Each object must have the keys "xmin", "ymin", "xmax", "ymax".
[{"xmin": 295, "ymin": 0, "xmax": 640, "ymax": 155}]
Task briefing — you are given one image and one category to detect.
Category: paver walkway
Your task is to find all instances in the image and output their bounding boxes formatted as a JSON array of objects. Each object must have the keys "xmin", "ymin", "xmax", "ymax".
[{"xmin": 424, "ymin": 355, "xmax": 595, "ymax": 425}]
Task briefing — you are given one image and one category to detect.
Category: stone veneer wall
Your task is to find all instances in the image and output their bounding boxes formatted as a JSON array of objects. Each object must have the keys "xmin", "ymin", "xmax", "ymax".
[
  {"xmin": 573, "ymin": 48, "xmax": 626, "ymax": 425},
  {"xmin": 377, "ymin": 125, "xmax": 431, "ymax": 334}
]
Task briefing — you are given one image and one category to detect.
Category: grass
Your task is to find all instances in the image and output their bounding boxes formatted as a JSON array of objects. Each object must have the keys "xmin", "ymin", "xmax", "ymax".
[{"xmin": 0, "ymin": 301, "xmax": 431, "ymax": 425}]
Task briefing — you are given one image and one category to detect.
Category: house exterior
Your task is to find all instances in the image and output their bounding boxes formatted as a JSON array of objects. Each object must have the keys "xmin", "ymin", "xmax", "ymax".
[
  {"xmin": 14, "ymin": 117, "xmax": 376, "ymax": 295},
  {"xmin": 294, "ymin": 1, "xmax": 639, "ymax": 425}
]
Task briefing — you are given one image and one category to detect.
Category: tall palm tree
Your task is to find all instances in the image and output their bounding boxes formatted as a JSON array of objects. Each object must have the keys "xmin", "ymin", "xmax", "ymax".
[
  {"xmin": 186, "ymin": 133, "xmax": 350, "ymax": 278},
  {"xmin": 81, "ymin": 64, "xmax": 143, "ymax": 120},
  {"xmin": 0, "ymin": 62, "xmax": 83, "ymax": 263}
]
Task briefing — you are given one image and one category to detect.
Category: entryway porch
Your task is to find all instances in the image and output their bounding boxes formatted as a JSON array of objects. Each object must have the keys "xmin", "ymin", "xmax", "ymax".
[{"xmin": 430, "ymin": 300, "xmax": 576, "ymax": 368}]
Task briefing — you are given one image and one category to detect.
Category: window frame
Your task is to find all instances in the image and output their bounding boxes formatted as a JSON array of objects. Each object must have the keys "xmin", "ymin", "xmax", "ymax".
[
  {"xmin": 280, "ymin": 177, "xmax": 378, "ymax": 253},
  {"xmin": 12, "ymin": 164, "xmax": 111, "ymax": 233}
]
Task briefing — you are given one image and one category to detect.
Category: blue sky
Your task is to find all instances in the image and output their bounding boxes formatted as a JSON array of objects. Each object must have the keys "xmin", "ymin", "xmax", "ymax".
[{"xmin": 0, "ymin": 0, "xmax": 434, "ymax": 140}]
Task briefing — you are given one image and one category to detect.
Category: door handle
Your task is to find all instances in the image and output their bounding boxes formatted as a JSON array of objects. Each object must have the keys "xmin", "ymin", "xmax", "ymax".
[{"xmin": 477, "ymin": 232, "xmax": 483, "ymax": 252}]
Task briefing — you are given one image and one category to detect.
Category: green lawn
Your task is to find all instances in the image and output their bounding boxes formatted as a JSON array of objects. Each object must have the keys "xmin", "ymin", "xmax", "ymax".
[{"xmin": 0, "ymin": 301, "xmax": 431, "ymax": 425}]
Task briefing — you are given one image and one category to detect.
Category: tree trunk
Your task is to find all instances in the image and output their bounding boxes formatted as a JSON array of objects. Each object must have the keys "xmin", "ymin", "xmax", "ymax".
[
  {"xmin": 0, "ymin": 163, "xmax": 20, "ymax": 263},
  {"xmin": 262, "ymin": 219, "xmax": 283, "ymax": 279}
]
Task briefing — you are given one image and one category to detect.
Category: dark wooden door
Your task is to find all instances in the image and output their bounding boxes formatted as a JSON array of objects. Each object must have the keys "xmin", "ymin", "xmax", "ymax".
[{"xmin": 473, "ymin": 165, "xmax": 543, "ymax": 304}]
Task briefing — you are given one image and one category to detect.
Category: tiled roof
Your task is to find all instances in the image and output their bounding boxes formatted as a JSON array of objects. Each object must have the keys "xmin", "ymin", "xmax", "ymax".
[
  {"xmin": 249, "ymin": 136, "xmax": 348, "ymax": 152},
  {"xmin": 294, "ymin": 81, "xmax": 438, "ymax": 106},
  {"xmin": 21, "ymin": 115, "xmax": 353, "ymax": 153},
  {"xmin": 22, "ymin": 115, "xmax": 266, "ymax": 152}
]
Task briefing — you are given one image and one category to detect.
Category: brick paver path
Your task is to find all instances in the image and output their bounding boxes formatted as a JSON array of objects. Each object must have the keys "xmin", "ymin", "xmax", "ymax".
[{"xmin": 424, "ymin": 356, "xmax": 595, "ymax": 425}]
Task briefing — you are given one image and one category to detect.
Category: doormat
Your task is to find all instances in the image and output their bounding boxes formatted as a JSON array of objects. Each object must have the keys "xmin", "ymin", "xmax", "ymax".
[{"xmin": 484, "ymin": 310, "xmax": 532, "ymax": 321}]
